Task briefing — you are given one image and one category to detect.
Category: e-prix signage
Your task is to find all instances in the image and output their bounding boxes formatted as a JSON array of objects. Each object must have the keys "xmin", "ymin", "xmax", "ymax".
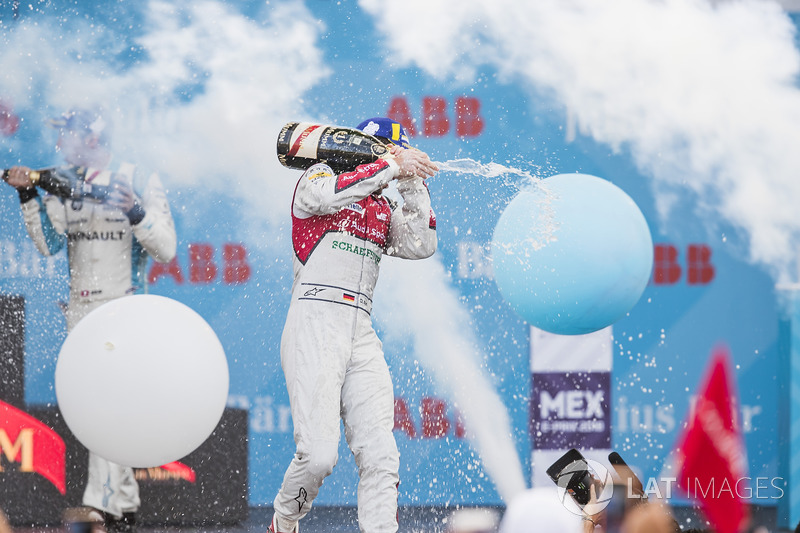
[
  {"xmin": 0, "ymin": 400, "xmax": 66, "ymax": 494},
  {"xmin": 532, "ymin": 372, "xmax": 611, "ymax": 450},
  {"xmin": 0, "ymin": 403, "xmax": 247, "ymax": 527}
]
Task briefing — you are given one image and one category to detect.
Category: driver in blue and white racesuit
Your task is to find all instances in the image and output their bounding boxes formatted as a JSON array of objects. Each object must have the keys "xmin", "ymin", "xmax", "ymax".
[
  {"xmin": 269, "ymin": 118, "xmax": 438, "ymax": 533},
  {"xmin": 2, "ymin": 108, "xmax": 176, "ymax": 533}
]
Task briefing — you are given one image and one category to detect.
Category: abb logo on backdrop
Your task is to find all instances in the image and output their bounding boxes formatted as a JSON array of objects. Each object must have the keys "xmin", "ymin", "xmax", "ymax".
[
  {"xmin": 149, "ymin": 242, "xmax": 251, "ymax": 285},
  {"xmin": 653, "ymin": 244, "xmax": 715, "ymax": 285},
  {"xmin": 394, "ymin": 397, "xmax": 466, "ymax": 439},
  {"xmin": 387, "ymin": 96, "xmax": 484, "ymax": 138},
  {"xmin": 455, "ymin": 241, "xmax": 716, "ymax": 286}
]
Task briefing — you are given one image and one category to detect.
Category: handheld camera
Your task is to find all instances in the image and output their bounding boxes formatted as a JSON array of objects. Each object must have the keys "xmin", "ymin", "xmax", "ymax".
[{"xmin": 546, "ymin": 448, "xmax": 605, "ymax": 508}]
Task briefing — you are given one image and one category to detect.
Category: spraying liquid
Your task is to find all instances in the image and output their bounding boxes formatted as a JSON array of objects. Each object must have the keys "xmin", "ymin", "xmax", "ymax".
[
  {"xmin": 384, "ymin": 157, "xmax": 559, "ymax": 503},
  {"xmin": 435, "ymin": 158, "xmax": 560, "ymax": 253},
  {"xmin": 435, "ymin": 158, "xmax": 540, "ymax": 186}
]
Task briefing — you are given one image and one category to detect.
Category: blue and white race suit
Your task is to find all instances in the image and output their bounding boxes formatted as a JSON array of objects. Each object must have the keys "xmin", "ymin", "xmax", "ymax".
[{"xmin": 19, "ymin": 160, "xmax": 176, "ymax": 518}]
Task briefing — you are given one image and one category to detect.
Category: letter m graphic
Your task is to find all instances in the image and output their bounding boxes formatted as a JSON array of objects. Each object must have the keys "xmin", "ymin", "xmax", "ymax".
[
  {"xmin": 540, "ymin": 391, "xmax": 565, "ymax": 418},
  {"xmin": 0, "ymin": 400, "xmax": 66, "ymax": 494}
]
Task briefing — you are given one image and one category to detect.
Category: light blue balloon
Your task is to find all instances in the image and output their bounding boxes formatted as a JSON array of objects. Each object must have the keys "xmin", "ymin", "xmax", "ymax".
[{"xmin": 491, "ymin": 173, "xmax": 653, "ymax": 335}]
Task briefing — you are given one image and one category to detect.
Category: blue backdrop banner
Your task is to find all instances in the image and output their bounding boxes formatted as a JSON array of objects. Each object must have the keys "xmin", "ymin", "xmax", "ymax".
[{"xmin": 0, "ymin": 0, "xmax": 793, "ymax": 509}]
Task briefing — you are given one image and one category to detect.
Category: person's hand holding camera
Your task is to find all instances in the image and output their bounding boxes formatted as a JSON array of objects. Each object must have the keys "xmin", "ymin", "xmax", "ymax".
[{"xmin": 582, "ymin": 484, "xmax": 607, "ymax": 532}]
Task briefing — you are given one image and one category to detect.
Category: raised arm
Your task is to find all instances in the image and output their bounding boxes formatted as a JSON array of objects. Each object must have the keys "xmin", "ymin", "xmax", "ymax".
[
  {"xmin": 128, "ymin": 171, "xmax": 177, "ymax": 264},
  {"xmin": 386, "ymin": 176, "xmax": 437, "ymax": 259},
  {"xmin": 107, "ymin": 164, "xmax": 177, "ymax": 264},
  {"xmin": 293, "ymin": 159, "xmax": 399, "ymax": 217},
  {"xmin": 4, "ymin": 165, "xmax": 68, "ymax": 256}
]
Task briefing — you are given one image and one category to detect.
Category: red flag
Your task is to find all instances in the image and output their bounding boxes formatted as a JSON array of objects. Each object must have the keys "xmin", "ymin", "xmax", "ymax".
[
  {"xmin": 676, "ymin": 345, "xmax": 749, "ymax": 533},
  {"xmin": 0, "ymin": 400, "xmax": 66, "ymax": 494}
]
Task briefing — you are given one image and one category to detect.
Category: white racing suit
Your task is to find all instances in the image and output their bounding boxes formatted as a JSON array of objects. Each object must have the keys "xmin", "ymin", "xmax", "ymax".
[
  {"xmin": 19, "ymin": 161, "xmax": 176, "ymax": 519},
  {"xmin": 274, "ymin": 158, "xmax": 437, "ymax": 533}
]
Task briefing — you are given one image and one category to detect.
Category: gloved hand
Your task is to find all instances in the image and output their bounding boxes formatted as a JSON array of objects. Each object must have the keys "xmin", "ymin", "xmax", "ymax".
[
  {"xmin": 2, "ymin": 166, "xmax": 36, "ymax": 189},
  {"xmin": 107, "ymin": 176, "xmax": 145, "ymax": 224}
]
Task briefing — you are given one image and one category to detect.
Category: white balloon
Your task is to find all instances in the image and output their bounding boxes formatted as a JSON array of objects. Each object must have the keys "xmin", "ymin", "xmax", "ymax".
[{"xmin": 55, "ymin": 294, "xmax": 229, "ymax": 468}]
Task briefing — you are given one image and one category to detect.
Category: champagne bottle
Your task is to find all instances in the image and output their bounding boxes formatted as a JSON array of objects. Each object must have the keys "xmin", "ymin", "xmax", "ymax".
[
  {"xmin": 276, "ymin": 122, "xmax": 390, "ymax": 173},
  {"xmin": 1, "ymin": 166, "xmax": 109, "ymax": 201}
]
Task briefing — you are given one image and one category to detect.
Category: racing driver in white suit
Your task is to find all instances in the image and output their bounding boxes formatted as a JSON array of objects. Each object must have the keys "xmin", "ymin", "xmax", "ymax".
[
  {"xmin": 269, "ymin": 118, "xmax": 438, "ymax": 533},
  {"xmin": 2, "ymin": 108, "xmax": 176, "ymax": 533}
]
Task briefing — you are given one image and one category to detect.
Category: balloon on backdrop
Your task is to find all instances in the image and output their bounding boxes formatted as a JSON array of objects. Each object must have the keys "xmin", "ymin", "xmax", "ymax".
[
  {"xmin": 55, "ymin": 294, "xmax": 229, "ymax": 467},
  {"xmin": 491, "ymin": 173, "xmax": 653, "ymax": 335}
]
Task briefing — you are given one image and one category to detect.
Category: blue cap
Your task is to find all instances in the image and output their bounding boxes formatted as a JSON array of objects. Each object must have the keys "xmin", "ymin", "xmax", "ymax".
[
  {"xmin": 47, "ymin": 108, "xmax": 108, "ymax": 136},
  {"xmin": 356, "ymin": 117, "xmax": 410, "ymax": 149}
]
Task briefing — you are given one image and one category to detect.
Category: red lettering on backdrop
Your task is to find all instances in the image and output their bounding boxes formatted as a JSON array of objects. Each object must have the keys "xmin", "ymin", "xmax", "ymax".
[
  {"xmin": 387, "ymin": 97, "xmax": 417, "ymax": 137},
  {"xmin": 421, "ymin": 397, "xmax": 451, "ymax": 438},
  {"xmin": 149, "ymin": 243, "xmax": 251, "ymax": 285},
  {"xmin": 652, "ymin": 244, "xmax": 715, "ymax": 285},
  {"xmin": 0, "ymin": 400, "xmax": 66, "ymax": 494},
  {"xmin": 455, "ymin": 96, "xmax": 484, "ymax": 137},
  {"xmin": 423, "ymin": 97, "xmax": 450, "ymax": 137},
  {"xmin": 223, "ymin": 243, "xmax": 251, "ymax": 284},
  {"xmin": 190, "ymin": 243, "xmax": 217, "ymax": 284},
  {"xmin": 393, "ymin": 398, "xmax": 417, "ymax": 438},
  {"xmin": 148, "ymin": 257, "xmax": 185, "ymax": 284},
  {"xmin": 688, "ymin": 244, "xmax": 715, "ymax": 285},
  {"xmin": 393, "ymin": 397, "xmax": 465, "ymax": 439},
  {"xmin": 387, "ymin": 96, "xmax": 486, "ymax": 139},
  {"xmin": 455, "ymin": 410, "xmax": 467, "ymax": 438},
  {"xmin": 653, "ymin": 244, "xmax": 682, "ymax": 285}
]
